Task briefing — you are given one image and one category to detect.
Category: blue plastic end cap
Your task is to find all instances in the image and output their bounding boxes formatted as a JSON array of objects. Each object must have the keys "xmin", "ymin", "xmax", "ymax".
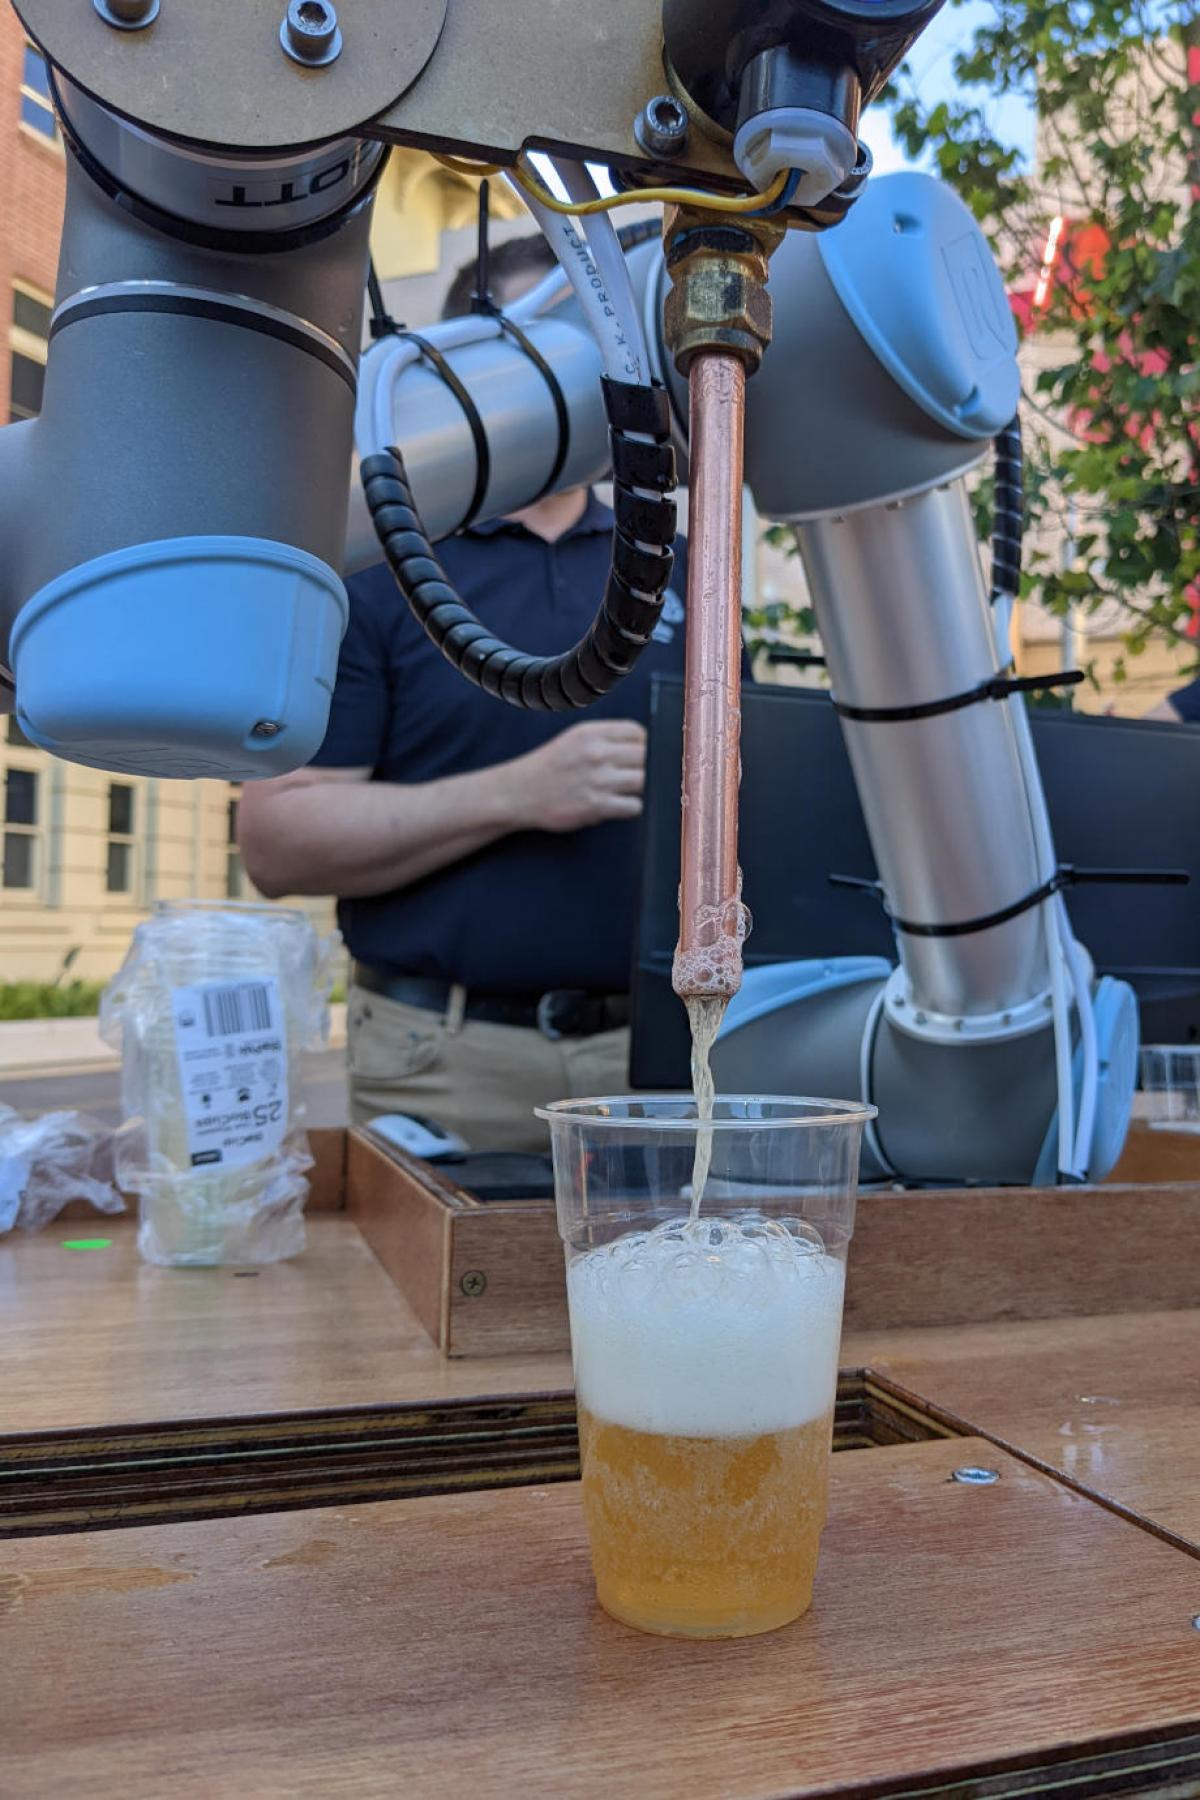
[
  {"xmin": 9, "ymin": 536, "xmax": 348, "ymax": 779},
  {"xmin": 818, "ymin": 171, "xmax": 1020, "ymax": 441}
]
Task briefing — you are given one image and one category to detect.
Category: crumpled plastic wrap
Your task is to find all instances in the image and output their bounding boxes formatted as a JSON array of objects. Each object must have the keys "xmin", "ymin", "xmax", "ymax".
[
  {"xmin": 0, "ymin": 1103, "xmax": 123, "ymax": 1234},
  {"xmin": 100, "ymin": 900, "xmax": 338, "ymax": 1267}
]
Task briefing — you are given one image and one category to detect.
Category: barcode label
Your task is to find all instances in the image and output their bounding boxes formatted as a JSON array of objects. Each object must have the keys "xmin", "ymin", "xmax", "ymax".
[
  {"xmin": 170, "ymin": 976, "xmax": 288, "ymax": 1171},
  {"xmin": 202, "ymin": 982, "xmax": 272, "ymax": 1039}
]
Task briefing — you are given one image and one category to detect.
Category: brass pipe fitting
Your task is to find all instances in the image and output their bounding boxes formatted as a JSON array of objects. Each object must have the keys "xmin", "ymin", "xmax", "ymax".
[{"xmin": 661, "ymin": 208, "xmax": 786, "ymax": 377}]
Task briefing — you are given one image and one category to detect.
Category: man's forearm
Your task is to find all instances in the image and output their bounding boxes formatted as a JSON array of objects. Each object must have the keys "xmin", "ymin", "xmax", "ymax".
[{"xmin": 240, "ymin": 766, "xmax": 520, "ymax": 899}]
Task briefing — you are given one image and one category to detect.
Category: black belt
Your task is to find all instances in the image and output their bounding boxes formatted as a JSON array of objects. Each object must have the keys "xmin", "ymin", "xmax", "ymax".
[{"xmin": 352, "ymin": 963, "xmax": 630, "ymax": 1040}]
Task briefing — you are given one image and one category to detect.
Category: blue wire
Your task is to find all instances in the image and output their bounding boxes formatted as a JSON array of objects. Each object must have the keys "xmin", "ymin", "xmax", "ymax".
[{"xmin": 747, "ymin": 169, "xmax": 802, "ymax": 216}]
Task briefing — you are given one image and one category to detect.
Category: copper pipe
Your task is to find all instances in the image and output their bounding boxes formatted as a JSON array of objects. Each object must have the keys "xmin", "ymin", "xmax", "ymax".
[{"xmin": 672, "ymin": 351, "xmax": 747, "ymax": 1002}]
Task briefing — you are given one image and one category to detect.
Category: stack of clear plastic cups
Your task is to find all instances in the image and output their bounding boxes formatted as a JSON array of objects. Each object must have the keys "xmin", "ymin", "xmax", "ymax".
[
  {"xmin": 537, "ymin": 1094, "xmax": 874, "ymax": 1640},
  {"xmin": 1140, "ymin": 1045, "xmax": 1200, "ymax": 1133},
  {"xmin": 101, "ymin": 900, "xmax": 336, "ymax": 1265}
]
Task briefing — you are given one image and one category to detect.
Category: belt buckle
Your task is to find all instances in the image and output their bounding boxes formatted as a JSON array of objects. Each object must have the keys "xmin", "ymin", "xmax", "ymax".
[{"xmin": 537, "ymin": 989, "xmax": 583, "ymax": 1040}]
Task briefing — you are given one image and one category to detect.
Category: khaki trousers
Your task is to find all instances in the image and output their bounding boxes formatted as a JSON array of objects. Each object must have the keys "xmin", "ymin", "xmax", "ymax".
[{"xmin": 346, "ymin": 983, "xmax": 632, "ymax": 1152}]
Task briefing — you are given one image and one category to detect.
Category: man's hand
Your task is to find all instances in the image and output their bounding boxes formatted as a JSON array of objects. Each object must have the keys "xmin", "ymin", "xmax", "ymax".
[{"xmin": 510, "ymin": 720, "xmax": 647, "ymax": 832}]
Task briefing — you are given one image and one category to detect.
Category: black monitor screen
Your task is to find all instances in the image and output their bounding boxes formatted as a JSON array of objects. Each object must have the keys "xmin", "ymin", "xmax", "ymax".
[{"xmin": 631, "ymin": 677, "xmax": 1200, "ymax": 1088}]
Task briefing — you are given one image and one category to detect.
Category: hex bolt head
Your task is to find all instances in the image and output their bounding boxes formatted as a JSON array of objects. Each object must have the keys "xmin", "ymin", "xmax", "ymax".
[
  {"xmin": 281, "ymin": 0, "xmax": 342, "ymax": 66},
  {"xmin": 952, "ymin": 1466, "xmax": 1000, "ymax": 1486},
  {"xmin": 94, "ymin": 0, "xmax": 160, "ymax": 28},
  {"xmin": 635, "ymin": 93, "xmax": 689, "ymax": 159}
]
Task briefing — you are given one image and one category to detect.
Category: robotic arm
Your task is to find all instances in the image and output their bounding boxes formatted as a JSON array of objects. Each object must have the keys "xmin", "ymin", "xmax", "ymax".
[
  {"xmin": 1, "ymin": 0, "xmax": 939, "ymax": 771},
  {"xmin": 343, "ymin": 181, "xmax": 1139, "ymax": 1185},
  {"xmin": 0, "ymin": 0, "xmax": 1140, "ymax": 1182}
]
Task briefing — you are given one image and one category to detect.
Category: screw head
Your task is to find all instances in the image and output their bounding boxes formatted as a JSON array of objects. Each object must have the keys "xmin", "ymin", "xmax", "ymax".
[
  {"xmin": 634, "ymin": 93, "xmax": 689, "ymax": 159},
  {"xmin": 94, "ymin": 0, "xmax": 159, "ymax": 27},
  {"xmin": 952, "ymin": 1466, "xmax": 1000, "ymax": 1486},
  {"xmin": 1191, "ymin": 1614, "xmax": 1200, "ymax": 1632},
  {"xmin": 251, "ymin": 719, "xmax": 282, "ymax": 739},
  {"xmin": 459, "ymin": 1269, "xmax": 487, "ymax": 1298},
  {"xmin": 281, "ymin": 0, "xmax": 342, "ymax": 66}
]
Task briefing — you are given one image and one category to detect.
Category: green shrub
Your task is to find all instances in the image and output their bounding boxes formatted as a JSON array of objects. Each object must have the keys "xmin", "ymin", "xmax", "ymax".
[{"xmin": 0, "ymin": 981, "xmax": 107, "ymax": 1021}]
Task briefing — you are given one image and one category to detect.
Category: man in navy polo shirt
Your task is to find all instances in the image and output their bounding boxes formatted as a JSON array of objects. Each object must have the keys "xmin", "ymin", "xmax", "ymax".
[
  {"xmin": 239, "ymin": 236, "xmax": 688, "ymax": 1149},
  {"xmin": 1146, "ymin": 676, "xmax": 1200, "ymax": 723}
]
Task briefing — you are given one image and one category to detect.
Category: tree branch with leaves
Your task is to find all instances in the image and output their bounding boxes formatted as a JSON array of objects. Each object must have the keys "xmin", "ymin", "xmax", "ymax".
[{"xmin": 887, "ymin": 0, "xmax": 1200, "ymax": 693}]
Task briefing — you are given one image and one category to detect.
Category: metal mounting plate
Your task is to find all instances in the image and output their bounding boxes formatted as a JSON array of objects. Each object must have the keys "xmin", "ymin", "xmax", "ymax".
[
  {"xmin": 15, "ymin": 0, "xmax": 741, "ymax": 182},
  {"xmin": 14, "ymin": 0, "xmax": 448, "ymax": 152},
  {"xmin": 370, "ymin": 0, "xmax": 732, "ymax": 180}
]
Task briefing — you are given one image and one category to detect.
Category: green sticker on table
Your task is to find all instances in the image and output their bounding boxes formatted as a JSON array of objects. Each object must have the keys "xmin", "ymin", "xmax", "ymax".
[{"xmin": 61, "ymin": 1238, "xmax": 113, "ymax": 1251}]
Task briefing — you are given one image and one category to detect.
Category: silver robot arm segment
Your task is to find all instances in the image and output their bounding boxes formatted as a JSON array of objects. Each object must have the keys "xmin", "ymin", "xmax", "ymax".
[
  {"xmin": 345, "ymin": 175, "xmax": 1136, "ymax": 1182},
  {"xmin": 0, "ymin": 78, "xmax": 379, "ymax": 777},
  {"xmin": 0, "ymin": 42, "xmax": 1134, "ymax": 1183}
]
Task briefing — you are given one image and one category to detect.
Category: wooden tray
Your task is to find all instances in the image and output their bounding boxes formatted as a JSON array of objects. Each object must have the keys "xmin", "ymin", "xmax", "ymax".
[{"xmin": 348, "ymin": 1123, "xmax": 1200, "ymax": 1355}]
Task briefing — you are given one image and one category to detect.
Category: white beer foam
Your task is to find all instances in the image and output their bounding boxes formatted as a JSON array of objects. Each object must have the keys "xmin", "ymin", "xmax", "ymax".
[{"xmin": 567, "ymin": 1216, "xmax": 845, "ymax": 1438}]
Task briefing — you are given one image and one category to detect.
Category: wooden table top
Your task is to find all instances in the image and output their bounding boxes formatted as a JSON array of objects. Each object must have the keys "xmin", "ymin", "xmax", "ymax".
[
  {"xmin": 847, "ymin": 1308, "xmax": 1200, "ymax": 1551},
  {"xmin": 6, "ymin": 1215, "xmax": 1199, "ymax": 1564},
  {"xmin": 6, "ymin": 1434, "xmax": 1200, "ymax": 1800},
  {"xmin": 1, "ymin": 1216, "xmax": 571, "ymax": 1435}
]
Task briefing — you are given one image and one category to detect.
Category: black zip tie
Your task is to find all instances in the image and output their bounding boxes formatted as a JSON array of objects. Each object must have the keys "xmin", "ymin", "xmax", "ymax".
[
  {"xmin": 492, "ymin": 315, "xmax": 570, "ymax": 499},
  {"xmin": 829, "ymin": 864, "xmax": 1190, "ymax": 941},
  {"xmin": 471, "ymin": 178, "xmax": 492, "ymax": 316},
  {"xmin": 767, "ymin": 648, "xmax": 826, "ymax": 668},
  {"xmin": 394, "ymin": 329, "xmax": 491, "ymax": 533},
  {"xmin": 367, "ymin": 258, "xmax": 399, "ymax": 341},
  {"xmin": 832, "ymin": 667, "xmax": 1083, "ymax": 724},
  {"xmin": 460, "ymin": 178, "xmax": 570, "ymax": 498}
]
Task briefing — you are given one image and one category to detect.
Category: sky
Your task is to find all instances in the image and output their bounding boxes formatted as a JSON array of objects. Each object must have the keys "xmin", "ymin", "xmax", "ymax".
[{"xmin": 863, "ymin": 0, "xmax": 1036, "ymax": 177}]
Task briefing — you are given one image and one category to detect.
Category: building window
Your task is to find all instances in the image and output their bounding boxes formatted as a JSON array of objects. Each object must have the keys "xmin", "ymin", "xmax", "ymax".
[
  {"xmin": 19, "ymin": 43, "xmax": 58, "ymax": 142},
  {"xmin": 9, "ymin": 281, "xmax": 51, "ymax": 424},
  {"xmin": 106, "ymin": 781, "xmax": 136, "ymax": 894},
  {"xmin": 6, "ymin": 715, "xmax": 33, "ymax": 749},
  {"xmin": 3, "ymin": 766, "xmax": 39, "ymax": 889},
  {"xmin": 226, "ymin": 791, "xmax": 245, "ymax": 898}
]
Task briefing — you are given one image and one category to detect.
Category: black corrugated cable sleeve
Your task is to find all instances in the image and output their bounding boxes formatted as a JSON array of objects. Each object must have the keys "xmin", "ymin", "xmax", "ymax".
[
  {"xmin": 361, "ymin": 376, "xmax": 677, "ymax": 711},
  {"xmin": 992, "ymin": 414, "xmax": 1024, "ymax": 600}
]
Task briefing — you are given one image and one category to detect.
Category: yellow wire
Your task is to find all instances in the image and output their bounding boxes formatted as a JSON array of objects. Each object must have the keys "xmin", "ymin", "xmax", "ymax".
[
  {"xmin": 432, "ymin": 152, "xmax": 790, "ymax": 216},
  {"xmin": 434, "ymin": 152, "xmax": 504, "ymax": 177}
]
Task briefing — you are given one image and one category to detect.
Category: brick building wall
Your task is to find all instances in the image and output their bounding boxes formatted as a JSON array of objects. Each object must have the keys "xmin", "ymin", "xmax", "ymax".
[{"xmin": 0, "ymin": 13, "xmax": 64, "ymax": 420}]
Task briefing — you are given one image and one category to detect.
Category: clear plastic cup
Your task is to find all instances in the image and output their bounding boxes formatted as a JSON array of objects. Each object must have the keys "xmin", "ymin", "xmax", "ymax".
[
  {"xmin": 536, "ymin": 1094, "xmax": 874, "ymax": 1640},
  {"xmin": 1140, "ymin": 1045, "xmax": 1200, "ymax": 1133}
]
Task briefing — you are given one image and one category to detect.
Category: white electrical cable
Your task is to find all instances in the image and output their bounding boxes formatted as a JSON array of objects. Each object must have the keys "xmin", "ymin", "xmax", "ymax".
[
  {"xmin": 506, "ymin": 169, "xmax": 643, "ymax": 384},
  {"xmin": 1045, "ymin": 894, "xmax": 1078, "ymax": 1178},
  {"xmin": 554, "ymin": 162, "xmax": 649, "ymax": 384},
  {"xmin": 1001, "ymin": 624, "xmax": 1092, "ymax": 1179},
  {"xmin": 509, "ymin": 265, "xmax": 571, "ymax": 320},
  {"xmin": 356, "ymin": 315, "xmax": 507, "ymax": 461},
  {"xmin": 1060, "ymin": 896, "xmax": 1100, "ymax": 1174},
  {"xmin": 859, "ymin": 982, "xmax": 896, "ymax": 1179}
]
